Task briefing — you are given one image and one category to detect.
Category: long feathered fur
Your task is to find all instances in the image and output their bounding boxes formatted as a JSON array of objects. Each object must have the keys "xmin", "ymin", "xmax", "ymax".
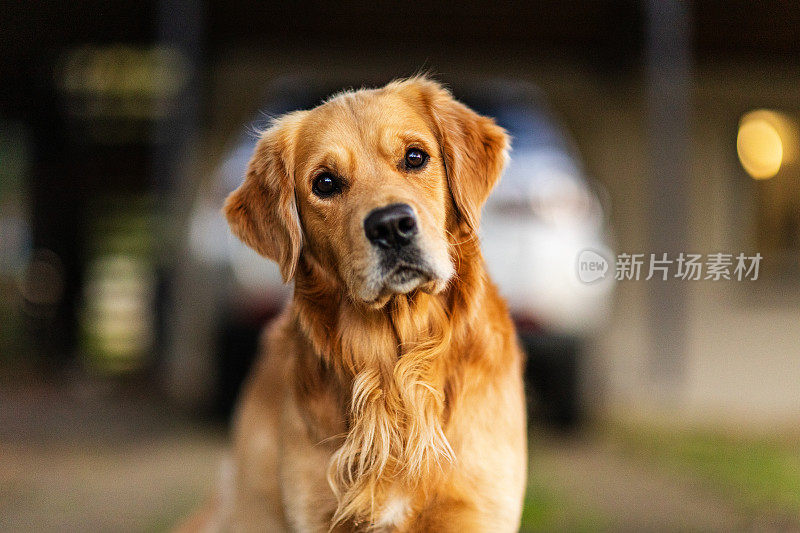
[{"xmin": 290, "ymin": 236, "xmax": 486, "ymax": 529}]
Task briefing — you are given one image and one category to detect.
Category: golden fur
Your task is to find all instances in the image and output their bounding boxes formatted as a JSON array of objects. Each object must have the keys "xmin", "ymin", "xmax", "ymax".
[{"xmin": 180, "ymin": 77, "xmax": 527, "ymax": 532}]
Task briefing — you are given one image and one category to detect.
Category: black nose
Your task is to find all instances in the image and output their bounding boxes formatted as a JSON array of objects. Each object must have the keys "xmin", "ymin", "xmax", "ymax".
[{"xmin": 364, "ymin": 203, "xmax": 418, "ymax": 249}]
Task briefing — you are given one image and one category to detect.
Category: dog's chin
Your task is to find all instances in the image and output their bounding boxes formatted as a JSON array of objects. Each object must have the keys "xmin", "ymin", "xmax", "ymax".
[
  {"xmin": 358, "ymin": 266, "xmax": 447, "ymax": 309},
  {"xmin": 385, "ymin": 266, "xmax": 429, "ymax": 293}
]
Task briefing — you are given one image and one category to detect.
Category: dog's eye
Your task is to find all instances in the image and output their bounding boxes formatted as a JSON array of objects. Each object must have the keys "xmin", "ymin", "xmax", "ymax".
[
  {"xmin": 312, "ymin": 173, "xmax": 342, "ymax": 198},
  {"xmin": 404, "ymin": 148, "xmax": 428, "ymax": 170}
]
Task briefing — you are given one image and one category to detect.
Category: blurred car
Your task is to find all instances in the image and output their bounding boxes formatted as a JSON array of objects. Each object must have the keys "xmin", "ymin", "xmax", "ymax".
[{"xmin": 172, "ymin": 76, "xmax": 614, "ymax": 428}]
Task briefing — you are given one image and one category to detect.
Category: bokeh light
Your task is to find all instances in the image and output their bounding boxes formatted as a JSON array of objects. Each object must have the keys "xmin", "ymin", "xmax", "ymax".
[{"xmin": 737, "ymin": 109, "xmax": 798, "ymax": 180}]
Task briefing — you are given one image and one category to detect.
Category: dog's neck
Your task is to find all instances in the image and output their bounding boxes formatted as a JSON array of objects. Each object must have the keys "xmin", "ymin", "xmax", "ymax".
[{"xmin": 289, "ymin": 237, "xmax": 487, "ymax": 526}]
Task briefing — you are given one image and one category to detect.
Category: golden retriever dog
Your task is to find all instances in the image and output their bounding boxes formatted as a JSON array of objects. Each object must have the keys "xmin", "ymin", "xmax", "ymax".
[{"xmin": 183, "ymin": 77, "xmax": 527, "ymax": 532}]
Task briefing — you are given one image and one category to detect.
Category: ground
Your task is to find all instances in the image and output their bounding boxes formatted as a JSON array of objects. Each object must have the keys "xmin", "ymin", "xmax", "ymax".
[{"xmin": 1, "ymin": 378, "xmax": 798, "ymax": 532}]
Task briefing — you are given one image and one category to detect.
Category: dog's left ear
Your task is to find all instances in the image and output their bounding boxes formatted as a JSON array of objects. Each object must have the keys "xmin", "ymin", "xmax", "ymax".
[
  {"xmin": 223, "ymin": 112, "xmax": 306, "ymax": 281},
  {"xmin": 404, "ymin": 78, "xmax": 510, "ymax": 232}
]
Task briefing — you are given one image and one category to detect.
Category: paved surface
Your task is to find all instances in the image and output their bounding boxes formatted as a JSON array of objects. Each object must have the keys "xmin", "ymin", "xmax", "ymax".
[
  {"xmin": 1, "ymin": 434, "xmax": 223, "ymax": 532},
  {"xmin": 1, "ymin": 378, "xmax": 797, "ymax": 532},
  {"xmin": 0, "ymin": 378, "xmax": 226, "ymax": 532}
]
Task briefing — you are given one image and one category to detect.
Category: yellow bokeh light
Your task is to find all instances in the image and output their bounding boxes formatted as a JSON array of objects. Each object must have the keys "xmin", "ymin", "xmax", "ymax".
[{"xmin": 737, "ymin": 109, "xmax": 798, "ymax": 180}]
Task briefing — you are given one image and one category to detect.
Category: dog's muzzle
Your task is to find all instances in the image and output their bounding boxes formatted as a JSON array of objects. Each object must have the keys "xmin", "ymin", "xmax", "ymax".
[{"xmin": 363, "ymin": 203, "xmax": 434, "ymax": 291}]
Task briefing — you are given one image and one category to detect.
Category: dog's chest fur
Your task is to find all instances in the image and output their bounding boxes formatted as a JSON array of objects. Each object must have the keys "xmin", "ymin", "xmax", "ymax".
[{"xmin": 283, "ymin": 289, "xmax": 464, "ymax": 529}]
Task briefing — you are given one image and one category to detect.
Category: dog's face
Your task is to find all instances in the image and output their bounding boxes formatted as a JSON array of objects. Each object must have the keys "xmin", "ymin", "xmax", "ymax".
[
  {"xmin": 292, "ymin": 89, "xmax": 455, "ymax": 306},
  {"xmin": 225, "ymin": 77, "xmax": 508, "ymax": 308}
]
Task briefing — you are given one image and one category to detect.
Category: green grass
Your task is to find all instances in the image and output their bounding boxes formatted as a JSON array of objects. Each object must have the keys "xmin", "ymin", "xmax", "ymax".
[
  {"xmin": 520, "ymin": 467, "xmax": 610, "ymax": 532},
  {"xmin": 607, "ymin": 421, "xmax": 800, "ymax": 518},
  {"xmin": 143, "ymin": 491, "xmax": 205, "ymax": 533}
]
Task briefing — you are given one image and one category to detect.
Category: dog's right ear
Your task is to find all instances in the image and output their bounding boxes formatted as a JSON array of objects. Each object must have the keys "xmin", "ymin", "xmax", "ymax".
[{"xmin": 223, "ymin": 112, "xmax": 306, "ymax": 282}]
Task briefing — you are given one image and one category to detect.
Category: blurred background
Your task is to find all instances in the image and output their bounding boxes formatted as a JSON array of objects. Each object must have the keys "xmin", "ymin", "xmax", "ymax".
[{"xmin": 1, "ymin": 1, "xmax": 799, "ymax": 531}]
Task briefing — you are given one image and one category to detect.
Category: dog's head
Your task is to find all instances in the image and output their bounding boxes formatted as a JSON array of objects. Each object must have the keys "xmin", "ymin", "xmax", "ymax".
[{"xmin": 224, "ymin": 77, "xmax": 509, "ymax": 307}]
